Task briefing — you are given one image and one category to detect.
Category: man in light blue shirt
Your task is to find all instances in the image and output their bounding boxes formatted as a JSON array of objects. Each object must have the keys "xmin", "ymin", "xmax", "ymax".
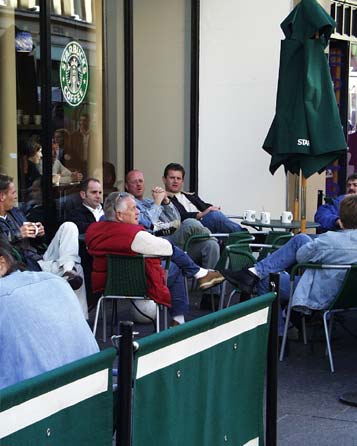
[{"xmin": 0, "ymin": 240, "xmax": 99, "ymax": 389}]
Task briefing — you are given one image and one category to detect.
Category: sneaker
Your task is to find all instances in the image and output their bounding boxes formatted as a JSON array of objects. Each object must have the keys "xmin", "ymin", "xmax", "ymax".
[
  {"xmin": 63, "ymin": 270, "xmax": 83, "ymax": 290},
  {"xmin": 221, "ymin": 269, "xmax": 259, "ymax": 294},
  {"xmin": 200, "ymin": 294, "xmax": 220, "ymax": 311},
  {"xmin": 198, "ymin": 270, "xmax": 225, "ymax": 290}
]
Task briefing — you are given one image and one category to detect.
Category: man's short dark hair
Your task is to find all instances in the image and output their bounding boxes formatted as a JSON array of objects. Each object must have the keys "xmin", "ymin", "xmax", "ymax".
[
  {"xmin": 340, "ymin": 195, "xmax": 357, "ymax": 229},
  {"xmin": 0, "ymin": 239, "xmax": 18, "ymax": 276},
  {"xmin": 0, "ymin": 174, "xmax": 13, "ymax": 193},
  {"xmin": 347, "ymin": 173, "xmax": 357, "ymax": 183},
  {"xmin": 163, "ymin": 163, "xmax": 185, "ymax": 178},
  {"xmin": 79, "ymin": 177, "xmax": 101, "ymax": 193}
]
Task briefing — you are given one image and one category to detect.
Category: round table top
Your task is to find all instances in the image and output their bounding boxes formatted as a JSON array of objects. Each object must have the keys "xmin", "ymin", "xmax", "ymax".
[{"xmin": 241, "ymin": 218, "xmax": 320, "ymax": 231}]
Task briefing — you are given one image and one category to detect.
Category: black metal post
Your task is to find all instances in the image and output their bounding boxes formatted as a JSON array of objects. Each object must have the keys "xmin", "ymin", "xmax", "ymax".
[
  {"xmin": 39, "ymin": 0, "xmax": 56, "ymax": 237},
  {"xmin": 117, "ymin": 321, "xmax": 134, "ymax": 446},
  {"xmin": 123, "ymin": 0, "xmax": 134, "ymax": 174},
  {"xmin": 189, "ymin": 0, "xmax": 200, "ymax": 192},
  {"xmin": 266, "ymin": 273, "xmax": 279, "ymax": 446}
]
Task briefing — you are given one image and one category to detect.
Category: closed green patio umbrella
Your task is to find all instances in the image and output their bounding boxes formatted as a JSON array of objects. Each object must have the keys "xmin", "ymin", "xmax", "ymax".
[{"xmin": 263, "ymin": 0, "xmax": 347, "ymax": 230}]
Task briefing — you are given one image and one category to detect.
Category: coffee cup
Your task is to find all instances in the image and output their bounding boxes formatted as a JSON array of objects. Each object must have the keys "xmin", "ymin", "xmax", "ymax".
[
  {"xmin": 243, "ymin": 209, "xmax": 256, "ymax": 222},
  {"xmin": 22, "ymin": 114, "xmax": 30, "ymax": 125},
  {"xmin": 281, "ymin": 211, "xmax": 293, "ymax": 224},
  {"xmin": 52, "ymin": 174, "xmax": 60, "ymax": 186},
  {"xmin": 34, "ymin": 114, "xmax": 41, "ymax": 126},
  {"xmin": 23, "ymin": 222, "xmax": 39, "ymax": 237},
  {"xmin": 261, "ymin": 211, "xmax": 271, "ymax": 224}
]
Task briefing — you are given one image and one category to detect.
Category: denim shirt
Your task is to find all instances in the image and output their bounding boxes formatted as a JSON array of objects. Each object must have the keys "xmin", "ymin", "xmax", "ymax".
[
  {"xmin": 135, "ymin": 198, "xmax": 181, "ymax": 229},
  {"xmin": 292, "ymin": 230, "xmax": 357, "ymax": 313},
  {"xmin": 0, "ymin": 270, "xmax": 99, "ymax": 389}
]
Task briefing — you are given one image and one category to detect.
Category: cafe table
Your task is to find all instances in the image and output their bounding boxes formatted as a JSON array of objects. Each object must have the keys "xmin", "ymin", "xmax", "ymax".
[{"xmin": 240, "ymin": 218, "xmax": 320, "ymax": 232}]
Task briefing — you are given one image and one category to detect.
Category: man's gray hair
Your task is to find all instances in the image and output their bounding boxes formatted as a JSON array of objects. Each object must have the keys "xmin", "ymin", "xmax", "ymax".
[{"xmin": 104, "ymin": 191, "xmax": 134, "ymax": 221}]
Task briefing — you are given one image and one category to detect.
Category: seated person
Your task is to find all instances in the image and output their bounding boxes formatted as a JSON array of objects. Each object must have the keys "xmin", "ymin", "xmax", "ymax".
[
  {"xmin": 222, "ymin": 195, "xmax": 357, "ymax": 334},
  {"xmin": 86, "ymin": 192, "xmax": 225, "ymax": 325},
  {"xmin": 25, "ymin": 139, "xmax": 42, "ymax": 189},
  {"xmin": 314, "ymin": 173, "xmax": 357, "ymax": 231},
  {"xmin": 0, "ymin": 174, "xmax": 88, "ymax": 318},
  {"xmin": 0, "ymin": 239, "xmax": 99, "ymax": 389},
  {"xmin": 125, "ymin": 169, "xmax": 222, "ymax": 310},
  {"xmin": 103, "ymin": 161, "xmax": 118, "ymax": 197},
  {"xmin": 53, "ymin": 128, "xmax": 70, "ymax": 164},
  {"xmin": 162, "ymin": 163, "xmax": 244, "ymax": 233},
  {"xmin": 52, "ymin": 142, "xmax": 83, "ymax": 184}
]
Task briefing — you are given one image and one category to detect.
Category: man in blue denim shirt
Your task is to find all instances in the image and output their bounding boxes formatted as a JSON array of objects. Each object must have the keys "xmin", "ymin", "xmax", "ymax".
[
  {"xmin": 223, "ymin": 195, "xmax": 357, "ymax": 326},
  {"xmin": 0, "ymin": 240, "xmax": 99, "ymax": 389}
]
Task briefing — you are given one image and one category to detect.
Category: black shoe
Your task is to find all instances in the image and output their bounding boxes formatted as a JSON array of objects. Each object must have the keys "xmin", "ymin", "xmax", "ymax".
[
  {"xmin": 63, "ymin": 270, "xmax": 83, "ymax": 290},
  {"xmin": 200, "ymin": 294, "xmax": 220, "ymax": 311},
  {"xmin": 221, "ymin": 269, "xmax": 259, "ymax": 294}
]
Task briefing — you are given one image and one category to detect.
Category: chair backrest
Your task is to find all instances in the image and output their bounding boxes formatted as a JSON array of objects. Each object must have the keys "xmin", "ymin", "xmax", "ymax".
[
  {"xmin": 0, "ymin": 348, "xmax": 116, "ymax": 446},
  {"xmin": 226, "ymin": 245, "xmax": 256, "ymax": 271},
  {"xmin": 131, "ymin": 293, "xmax": 275, "ymax": 446},
  {"xmin": 105, "ymin": 254, "xmax": 147, "ymax": 297},
  {"xmin": 215, "ymin": 233, "xmax": 256, "ymax": 270},
  {"xmin": 256, "ymin": 231, "xmax": 293, "ymax": 262},
  {"xmin": 328, "ymin": 265, "xmax": 357, "ymax": 311}
]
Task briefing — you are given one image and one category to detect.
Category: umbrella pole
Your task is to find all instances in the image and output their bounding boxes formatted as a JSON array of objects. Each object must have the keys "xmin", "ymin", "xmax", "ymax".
[
  {"xmin": 293, "ymin": 174, "xmax": 300, "ymax": 221},
  {"xmin": 301, "ymin": 175, "xmax": 307, "ymax": 233}
]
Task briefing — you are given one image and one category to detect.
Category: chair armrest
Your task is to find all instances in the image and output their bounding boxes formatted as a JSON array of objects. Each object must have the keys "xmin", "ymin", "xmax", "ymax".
[{"xmin": 289, "ymin": 262, "xmax": 354, "ymax": 280}]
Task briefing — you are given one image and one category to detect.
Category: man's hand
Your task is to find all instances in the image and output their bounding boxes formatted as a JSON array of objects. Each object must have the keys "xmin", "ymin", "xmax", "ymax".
[
  {"xmin": 152, "ymin": 186, "xmax": 170, "ymax": 205},
  {"xmin": 197, "ymin": 205, "xmax": 220, "ymax": 220},
  {"xmin": 336, "ymin": 218, "xmax": 343, "ymax": 229},
  {"xmin": 20, "ymin": 222, "xmax": 45, "ymax": 239}
]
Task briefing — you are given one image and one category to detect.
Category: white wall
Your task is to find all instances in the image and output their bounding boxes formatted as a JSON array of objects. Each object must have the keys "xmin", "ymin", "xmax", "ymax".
[{"xmin": 199, "ymin": 0, "xmax": 292, "ymax": 217}]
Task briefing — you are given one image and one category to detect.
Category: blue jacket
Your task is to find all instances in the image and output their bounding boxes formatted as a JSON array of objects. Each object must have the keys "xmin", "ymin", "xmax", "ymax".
[
  {"xmin": 0, "ymin": 270, "xmax": 99, "ymax": 389},
  {"xmin": 314, "ymin": 194, "xmax": 345, "ymax": 231},
  {"xmin": 292, "ymin": 230, "xmax": 357, "ymax": 313}
]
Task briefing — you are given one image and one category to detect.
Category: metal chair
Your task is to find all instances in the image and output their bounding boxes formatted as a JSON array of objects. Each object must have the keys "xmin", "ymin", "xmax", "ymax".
[
  {"xmin": 93, "ymin": 254, "xmax": 170, "ymax": 341},
  {"xmin": 279, "ymin": 263, "xmax": 357, "ymax": 372}
]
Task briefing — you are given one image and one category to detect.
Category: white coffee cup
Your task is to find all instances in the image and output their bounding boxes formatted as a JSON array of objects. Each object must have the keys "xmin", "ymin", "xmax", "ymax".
[
  {"xmin": 243, "ymin": 210, "xmax": 256, "ymax": 222},
  {"xmin": 34, "ymin": 114, "xmax": 42, "ymax": 126},
  {"xmin": 281, "ymin": 211, "xmax": 293, "ymax": 224},
  {"xmin": 261, "ymin": 211, "xmax": 271, "ymax": 224},
  {"xmin": 22, "ymin": 114, "xmax": 30, "ymax": 125},
  {"xmin": 23, "ymin": 222, "xmax": 39, "ymax": 237}
]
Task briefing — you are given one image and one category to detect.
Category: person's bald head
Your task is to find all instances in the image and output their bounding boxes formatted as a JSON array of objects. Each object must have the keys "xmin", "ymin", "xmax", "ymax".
[{"xmin": 125, "ymin": 170, "xmax": 145, "ymax": 200}]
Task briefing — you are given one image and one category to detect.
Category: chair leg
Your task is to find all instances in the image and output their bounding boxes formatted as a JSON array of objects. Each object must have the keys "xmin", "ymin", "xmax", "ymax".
[
  {"xmin": 226, "ymin": 289, "xmax": 238, "ymax": 307},
  {"xmin": 323, "ymin": 311, "xmax": 335, "ymax": 373},
  {"xmin": 302, "ymin": 317, "xmax": 307, "ymax": 345},
  {"xmin": 279, "ymin": 280, "xmax": 295, "ymax": 361},
  {"xmin": 218, "ymin": 280, "xmax": 227, "ymax": 310},
  {"xmin": 103, "ymin": 299, "xmax": 108, "ymax": 343},
  {"xmin": 93, "ymin": 295, "xmax": 105, "ymax": 338}
]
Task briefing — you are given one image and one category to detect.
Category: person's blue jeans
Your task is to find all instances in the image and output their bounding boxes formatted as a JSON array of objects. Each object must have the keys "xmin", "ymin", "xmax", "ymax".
[
  {"xmin": 163, "ymin": 243, "xmax": 200, "ymax": 317},
  {"xmin": 201, "ymin": 210, "xmax": 244, "ymax": 233},
  {"xmin": 255, "ymin": 233, "xmax": 310, "ymax": 335}
]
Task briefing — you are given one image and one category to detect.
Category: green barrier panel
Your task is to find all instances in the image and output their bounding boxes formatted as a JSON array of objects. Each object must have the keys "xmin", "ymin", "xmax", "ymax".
[
  {"xmin": 0, "ymin": 348, "xmax": 116, "ymax": 446},
  {"xmin": 132, "ymin": 293, "xmax": 275, "ymax": 446}
]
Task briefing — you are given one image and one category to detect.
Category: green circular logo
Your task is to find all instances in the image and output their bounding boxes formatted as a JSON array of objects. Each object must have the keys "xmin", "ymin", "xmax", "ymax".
[{"xmin": 60, "ymin": 41, "xmax": 88, "ymax": 107}]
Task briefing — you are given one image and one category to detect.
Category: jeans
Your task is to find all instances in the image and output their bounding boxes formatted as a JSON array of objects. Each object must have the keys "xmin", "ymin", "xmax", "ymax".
[
  {"xmin": 168, "ymin": 218, "xmax": 211, "ymax": 250},
  {"xmin": 201, "ymin": 210, "xmax": 244, "ymax": 233},
  {"xmin": 255, "ymin": 234, "xmax": 311, "ymax": 335}
]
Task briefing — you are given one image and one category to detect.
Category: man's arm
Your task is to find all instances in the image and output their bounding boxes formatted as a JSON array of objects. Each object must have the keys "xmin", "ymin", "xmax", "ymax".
[
  {"xmin": 67, "ymin": 207, "xmax": 94, "ymax": 234},
  {"xmin": 131, "ymin": 230, "xmax": 173, "ymax": 256},
  {"xmin": 314, "ymin": 196, "xmax": 344, "ymax": 231},
  {"xmin": 296, "ymin": 234, "xmax": 333, "ymax": 264}
]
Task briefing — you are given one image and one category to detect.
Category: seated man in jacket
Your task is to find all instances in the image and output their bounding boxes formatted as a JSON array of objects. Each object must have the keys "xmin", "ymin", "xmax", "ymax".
[
  {"xmin": 0, "ymin": 239, "xmax": 98, "ymax": 389},
  {"xmin": 314, "ymin": 173, "xmax": 357, "ymax": 231},
  {"xmin": 125, "ymin": 169, "xmax": 222, "ymax": 310},
  {"xmin": 222, "ymin": 194, "xmax": 357, "ymax": 333},
  {"xmin": 86, "ymin": 192, "xmax": 225, "ymax": 325},
  {"xmin": 0, "ymin": 174, "xmax": 88, "ymax": 318},
  {"xmin": 162, "ymin": 163, "xmax": 244, "ymax": 233}
]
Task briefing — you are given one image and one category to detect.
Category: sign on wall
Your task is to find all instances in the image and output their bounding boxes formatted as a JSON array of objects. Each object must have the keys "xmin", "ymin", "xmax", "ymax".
[{"xmin": 60, "ymin": 41, "xmax": 89, "ymax": 107}]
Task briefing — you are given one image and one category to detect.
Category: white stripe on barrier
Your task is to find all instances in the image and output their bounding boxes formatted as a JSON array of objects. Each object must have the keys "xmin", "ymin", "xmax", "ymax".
[
  {"xmin": 0, "ymin": 369, "xmax": 109, "ymax": 439},
  {"xmin": 136, "ymin": 306, "xmax": 269, "ymax": 379},
  {"xmin": 243, "ymin": 438, "xmax": 259, "ymax": 446}
]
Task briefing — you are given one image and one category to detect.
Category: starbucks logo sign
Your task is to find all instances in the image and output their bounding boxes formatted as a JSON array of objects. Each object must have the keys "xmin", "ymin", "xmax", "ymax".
[{"xmin": 60, "ymin": 41, "xmax": 88, "ymax": 107}]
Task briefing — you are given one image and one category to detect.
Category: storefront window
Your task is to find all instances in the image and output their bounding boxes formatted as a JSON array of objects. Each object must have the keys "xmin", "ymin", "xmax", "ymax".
[
  {"xmin": 347, "ymin": 43, "xmax": 357, "ymax": 177},
  {"xmin": 0, "ymin": 0, "xmax": 104, "ymax": 227}
]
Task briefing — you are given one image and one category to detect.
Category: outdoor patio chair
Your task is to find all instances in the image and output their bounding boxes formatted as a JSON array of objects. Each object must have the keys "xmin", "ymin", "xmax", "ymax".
[
  {"xmin": 92, "ymin": 254, "xmax": 170, "ymax": 342},
  {"xmin": 279, "ymin": 263, "xmax": 357, "ymax": 372}
]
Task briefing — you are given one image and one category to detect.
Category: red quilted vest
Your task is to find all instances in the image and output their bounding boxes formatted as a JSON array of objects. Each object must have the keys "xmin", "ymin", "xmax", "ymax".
[{"xmin": 85, "ymin": 221, "xmax": 171, "ymax": 307}]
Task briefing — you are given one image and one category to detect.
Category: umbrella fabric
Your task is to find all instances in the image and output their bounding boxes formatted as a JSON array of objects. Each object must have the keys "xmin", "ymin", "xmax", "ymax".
[{"xmin": 263, "ymin": 0, "xmax": 347, "ymax": 179}]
